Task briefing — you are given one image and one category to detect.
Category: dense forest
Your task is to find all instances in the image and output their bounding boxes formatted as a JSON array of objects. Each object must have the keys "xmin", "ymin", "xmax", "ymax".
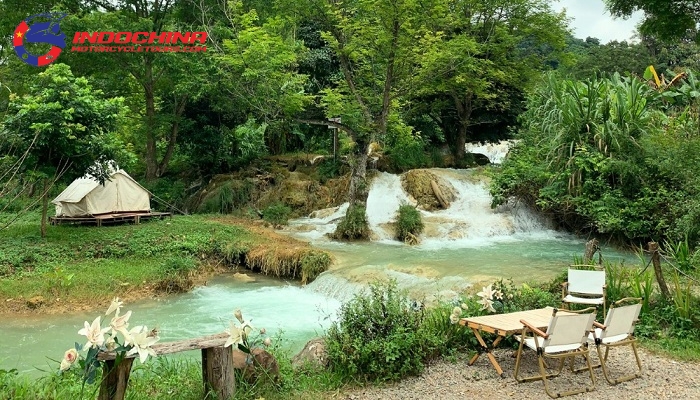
[{"xmin": 2, "ymin": 0, "xmax": 700, "ymax": 246}]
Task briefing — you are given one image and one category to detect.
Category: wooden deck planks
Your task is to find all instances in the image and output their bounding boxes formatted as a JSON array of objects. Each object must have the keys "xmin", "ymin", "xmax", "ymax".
[{"xmin": 50, "ymin": 212, "xmax": 172, "ymax": 226}]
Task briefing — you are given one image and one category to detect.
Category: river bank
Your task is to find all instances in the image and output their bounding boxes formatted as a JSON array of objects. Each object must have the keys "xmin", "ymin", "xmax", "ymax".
[{"xmin": 0, "ymin": 214, "xmax": 330, "ymax": 315}]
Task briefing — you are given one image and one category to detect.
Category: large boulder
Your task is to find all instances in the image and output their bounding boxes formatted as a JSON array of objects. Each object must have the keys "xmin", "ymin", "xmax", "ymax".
[
  {"xmin": 232, "ymin": 347, "xmax": 279, "ymax": 383},
  {"xmin": 292, "ymin": 338, "xmax": 328, "ymax": 369},
  {"xmin": 401, "ymin": 169, "xmax": 457, "ymax": 211}
]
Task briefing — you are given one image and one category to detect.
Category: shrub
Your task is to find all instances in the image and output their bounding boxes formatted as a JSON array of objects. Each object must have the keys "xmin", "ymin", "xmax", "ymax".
[
  {"xmin": 395, "ymin": 204, "xmax": 423, "ymax": 243},
  {"xmin": 332, "ymin": 204, "xmax": 369, "ymax": 240},
  {"xmin": 325, "ymin": 281, "xmax": 427, "ymax": 382},
  {"xmin": 300, "ymin": 250, "xmax": 332, "ymax": 284},
  {"xmin": 317, "ymin": 159, "xmax": 341, "ymax": 183},
  {"xmin": 154, "ymin": 256, "xmax": 197, "ymax": 293},
  {"xmin": 262, "ymin": 203, "xmax": 292, "ymax": 226}
]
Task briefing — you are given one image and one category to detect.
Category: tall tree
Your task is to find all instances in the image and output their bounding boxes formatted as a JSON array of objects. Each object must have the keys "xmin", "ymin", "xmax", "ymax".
[
  {"xmin": 62, "ymin": 0, "xmax": 210, "ymax": 181},
  {"xmin": 412, "ymin": 0, "xmax": 568, "ymax": 159},
  {"xmin": 1, "ymin": 64, "xmax": 125, "ymax": 236},
  {"xmin": 607, "ymin": 0, "xmax": 700, "ymax": 42},
  {"xmin": 288, "ymin": 0, "xmax": 439, "ymax": 208}
]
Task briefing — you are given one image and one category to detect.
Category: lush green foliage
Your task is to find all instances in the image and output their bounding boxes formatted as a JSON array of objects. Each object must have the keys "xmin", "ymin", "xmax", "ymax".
[
  {"xmin": 491, "ymin": 72, "xmax": 700, "ymax": 243},
  {"xmin": 332, "ymin": 205, "xmax": 369, "ymax": 240},
  {"xmin": 325, "ymin": 281, "xmax": 428, "ymax": 382},
  {"xmin": 395, "ymin": 204, "xmax": 424, "ymax": 242},
  {"xmin": 263, "ymin": 203, "xmax": 293, "ymax": 226}
]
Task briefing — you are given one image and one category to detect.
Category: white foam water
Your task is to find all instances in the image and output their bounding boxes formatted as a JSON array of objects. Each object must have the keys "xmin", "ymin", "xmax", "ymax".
[
  {"xmin": 365, "ymin": 172, "xmax": 414, "ymax": 242},
  {"xmin": 465, "ymin": 139, "xmax": 518, "ymax": 164},
  {"xmin": 284, "ymin": 168, "xmax": 555, "ymax": 249}
]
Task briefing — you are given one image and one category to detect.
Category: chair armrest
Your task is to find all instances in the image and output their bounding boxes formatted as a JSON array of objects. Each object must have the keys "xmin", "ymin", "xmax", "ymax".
[
  {"xmin": 564, "ymin": 306, "xmax": 598, "ymax": 314},
  {"xmin": 520, "ymin": 319, "xmax": 549, "ymax": 339},
  {"xmin": 613, "ymin": 297, "xmax": 643, "ymax": 307},
  {"xmin": 593, "ymin": 321, "xmax": 606, "ymax": 330},
  {"xmin": 561, "ymin": 281, "xmax": 569, "ymax": 298}
]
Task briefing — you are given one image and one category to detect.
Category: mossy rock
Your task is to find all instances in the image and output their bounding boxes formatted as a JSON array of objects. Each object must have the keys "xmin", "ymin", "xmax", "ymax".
[{"xmin": 401, "ymin": 169, "xmax": 457, "ymax": 210}]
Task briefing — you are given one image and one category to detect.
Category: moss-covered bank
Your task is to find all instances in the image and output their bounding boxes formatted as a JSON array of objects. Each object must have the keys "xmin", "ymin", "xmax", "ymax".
[{"xmin": 0, "ymin": 213, "xmax": 331, "ymax": 314}]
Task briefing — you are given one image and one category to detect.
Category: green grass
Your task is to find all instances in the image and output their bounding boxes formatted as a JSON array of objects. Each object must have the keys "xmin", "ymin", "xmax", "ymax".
[
  {"xmin": 0, "ymin": 350, "xmax": 345, "ymax": 400},
  {"xmin": 0, "ymin": 212, "xmax": 256, "ymax": 308}
]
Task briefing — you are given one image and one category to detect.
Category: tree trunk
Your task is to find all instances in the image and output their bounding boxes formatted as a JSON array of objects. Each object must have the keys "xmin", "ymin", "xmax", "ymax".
[
  {"xmin": 157, "ymin": 95, "xmax": 188, "ymax": 177},
  {"xmin": 452, "ymin": 93, "xmax": 473, "ymax": 161},
  {"xmin": 143, "ymin": 56, "xmax": 158, "ymax": 181},
  {"xmin": 98, "ymin": 358, "xmax": 134, "ymax": 400},
  {"xmin": 40, "ymin": 179, "xmax": 48, "ymax": 238},
  {"xmin": 648, "ymin": 241, "xmax": 671, "ymax": 300},
  {"xmin": 455, "ymin": 123, "xmax": 467, "ymax": 160},
  {"xmin": 202, "ymin": 346, "xmax": 235, "ymax": 400},
  {"xmin": 347, "ymin": 146, "xmax": 370, "ymax": 206}
]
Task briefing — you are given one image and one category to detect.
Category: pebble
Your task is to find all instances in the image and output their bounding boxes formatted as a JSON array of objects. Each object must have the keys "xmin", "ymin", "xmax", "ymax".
[{"xmin": 342, "ymin": 346, "xmax": 700, "ymax": 400}]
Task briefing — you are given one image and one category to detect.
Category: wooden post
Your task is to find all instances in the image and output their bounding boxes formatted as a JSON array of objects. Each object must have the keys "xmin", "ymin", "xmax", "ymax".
[
  {"xmin": 98, "ymin": 358, "xmax": 135, "ymax": 400},
  {"xmin": 648, "ymin": 241, "xmax": 670, "ymax": 299},
  {"xmin": 202, "ymin": 346, "xmax": 235, "ymax": 400}
]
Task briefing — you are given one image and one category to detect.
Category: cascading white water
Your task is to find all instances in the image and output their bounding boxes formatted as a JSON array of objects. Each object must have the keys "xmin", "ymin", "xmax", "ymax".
[
  {"xmin": 365, "ymin": 172, "xmax": 414, "ymax": 242},
  {"xmin": 418, "ymin": 169, "xmax": 553, "ymax": 248},
  {"xmin": 286, "ymin": 202, "xmax": 349, "ymax": 241},
  {"xmin": 465, "ymin": 139, "xmax": 517, "ymax": 164},
  {"xmin": 284, "ymin": 168, "xmax": 553, "ymax": 249}
]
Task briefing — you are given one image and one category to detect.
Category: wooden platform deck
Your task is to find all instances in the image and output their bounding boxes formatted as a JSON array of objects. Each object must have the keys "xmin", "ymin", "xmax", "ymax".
[{"xmin": 49, "ymin": 211, "xmax": 172, "ymax": 226}]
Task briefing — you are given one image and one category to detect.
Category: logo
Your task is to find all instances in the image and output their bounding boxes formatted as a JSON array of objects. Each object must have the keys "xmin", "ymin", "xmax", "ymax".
[{"xmin": 13, "ymin": 12, "xmax": 67, "ymax": 67}]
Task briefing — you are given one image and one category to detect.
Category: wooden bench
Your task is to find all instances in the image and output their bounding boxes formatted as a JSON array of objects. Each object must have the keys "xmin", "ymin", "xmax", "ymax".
[{"xmin": 96, "ymin": 332, "xmax": 234, "ymax": 400}]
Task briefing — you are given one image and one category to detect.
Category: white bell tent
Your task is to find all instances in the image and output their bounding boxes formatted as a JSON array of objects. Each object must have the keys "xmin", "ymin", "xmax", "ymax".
[{"xmin": 52, "ymin": 169, "xmax": 151, "ymax": 217}]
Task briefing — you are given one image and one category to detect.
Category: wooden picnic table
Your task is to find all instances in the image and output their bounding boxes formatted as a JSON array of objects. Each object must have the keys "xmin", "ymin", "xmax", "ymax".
[{"xmin": 460, "ymin": 307, "xmax": 574, "ymax": 377}]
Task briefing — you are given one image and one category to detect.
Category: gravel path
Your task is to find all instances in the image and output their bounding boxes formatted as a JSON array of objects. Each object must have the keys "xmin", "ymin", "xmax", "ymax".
[{"xmin": 342, "ymin": 346, "xmax": 700, "ymax": 400}]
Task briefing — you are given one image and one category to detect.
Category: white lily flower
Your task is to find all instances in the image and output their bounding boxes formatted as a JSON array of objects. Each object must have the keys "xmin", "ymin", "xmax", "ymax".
[
  {"xmin": 478, "ymin": 296, "xmax": 496, "ymax": 313},
  {"xmin": 225, "ymin": 321, "xmax": 243, "ymax": 348},
  {"xmin": 78, "ymin": 316, "xmax": 111, "ymax": 349},
  {"xmin": 105, "ymin": 297, "xmax": 123, "ymax": 316},
  {"xmin": 110, "ymin": 310, "xmax": 132, "ymax": 338},
  {"xmin": 477, "ymin": 284, "xmax": 494, "ymax": 301},
  {"xmin": 123, "ymin": 325, "xmax": 145, "ymax": 347},
  {"xmin": 449, "ymin": 314, "xmax": 460, "ymax": 324},
  {"xmin": 493, "ymin": 289, "xmax": 504, "ymax": 300},
  {"xmin": 263, "ymin": 337, "xmax": 272, "ymax": 347},
  {"xmin": 125, "ymin": 326, "xmax": 159, "ymax": 363},
  {"xmin": 452, "ymin": 306, "xmax": 462, "ymax": 317},
  {"xmin": 60, "ymin": 358, "xmax": 72, "ymax": 371}
]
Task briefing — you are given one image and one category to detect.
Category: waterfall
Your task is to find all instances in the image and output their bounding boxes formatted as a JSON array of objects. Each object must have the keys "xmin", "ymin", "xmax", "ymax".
[
  {"xmin": 465, "ymin": 139, "xmax": 517, "ymax": 164},
  {"xmin": 284, "ymin": 167, "xmax": 553, "ymax": 248},
  {"xmin": 365, "ymin": 172, "xmax": 413, "ymax": 242},
  {"xmin": 286, "ymin": 202, "xmax": 349, "ymax": 241},
  {"xmin": 419, "ymin": 169, "xmax": 552, "ymax": 248},
  {"xmin": 305, "ymin": 265, "xmax": 473, "ymax": 305}
]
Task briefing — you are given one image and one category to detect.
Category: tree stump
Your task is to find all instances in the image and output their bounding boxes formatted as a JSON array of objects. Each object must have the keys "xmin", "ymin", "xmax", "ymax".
[
  {"xmin": 98, "ymin": 358, "xmax": 135, "ymax": 400},
  {"xmin": 584, "ymin": 238, "xmax": 599, "ymax": 264},
  {"xmin": 649, "ymin": 241, "xmax": 671, "ymax": 299},
  {"xmin": 202, "ymin": 346, "xmax": 235, "ymax": 400}
]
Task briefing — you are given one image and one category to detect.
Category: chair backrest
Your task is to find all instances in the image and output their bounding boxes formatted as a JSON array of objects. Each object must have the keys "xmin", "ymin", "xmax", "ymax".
[
  {"xmin": 544, "ymin": 312, "xmax": 597, "ymax": 348},
  {"xmin": 567, "ymin": 269, "xmax": 605, "ymax": 296},
  {"xmin": 601, "ymin": 302, "xmax": 642, "ymax": 339}
]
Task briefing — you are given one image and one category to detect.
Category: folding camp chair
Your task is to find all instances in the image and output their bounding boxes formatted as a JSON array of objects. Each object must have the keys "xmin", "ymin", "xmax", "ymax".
[
  {"xmin": 588, "ymin": 297, "xmax": 643, "ymax": 384},
  {"xmin": 514, "ymin": 307, "xmax": 597, "ymax": 399},
  {"xmin": 562, "ymin": 267, "xmax": 606, "ymax": 318}
]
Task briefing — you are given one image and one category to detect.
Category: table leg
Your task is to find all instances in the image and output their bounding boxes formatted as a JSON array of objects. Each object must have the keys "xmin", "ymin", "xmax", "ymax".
[{"xmin": 468, "ymin": 328, "xmax": 505, "ymax": 377}]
